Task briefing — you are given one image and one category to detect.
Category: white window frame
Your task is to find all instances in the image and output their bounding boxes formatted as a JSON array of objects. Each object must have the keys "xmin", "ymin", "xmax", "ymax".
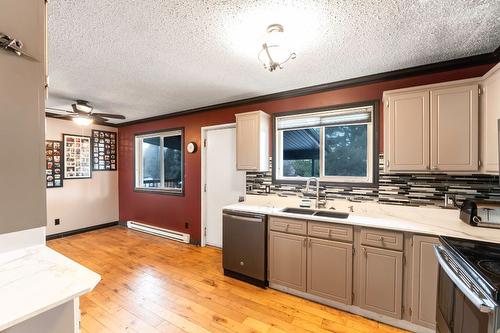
[
  {"xmin": 275, "ymin": 107, "xmax": 374, "ymax": 184},
  {"xmin": 134, "ymin": 129, "xmax": 183, "ymax": 194}
]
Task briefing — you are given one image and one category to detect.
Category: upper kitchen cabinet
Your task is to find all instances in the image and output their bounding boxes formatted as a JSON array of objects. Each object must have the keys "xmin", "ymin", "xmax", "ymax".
[
  {"xmin": 236, "ymin": 111, "xmax": 270, "ymax": 171},
  {"xmin": 384, "ymin": 79, "xmax": 479, "ymax": 173},
  {"xmin": 385, "ymin": 91, "xmax": 430, "ymax": 171},
  {"xmin": 430, "ymin": 84, "xmax": 478, "ymax": 171},
  {"xmin": 480, "ymin": 63, "xmax": 500, "ymax": 174}
]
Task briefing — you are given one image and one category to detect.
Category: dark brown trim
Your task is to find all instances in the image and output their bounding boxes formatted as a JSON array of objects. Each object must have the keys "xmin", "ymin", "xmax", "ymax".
[
  {"xmin": 46, "ymin": 221, "xmax": 119, "ymax": 240},
  {"xmin": 132, "ymin": 127, "xmax": 186, "ymax": 196},
  {"xmin": 117, "ymin": 51, "xmax": 499, "ymax": 127},
  {"xmin": 271, "ymin": 100, "xmax": 380, "ymax": 188}
]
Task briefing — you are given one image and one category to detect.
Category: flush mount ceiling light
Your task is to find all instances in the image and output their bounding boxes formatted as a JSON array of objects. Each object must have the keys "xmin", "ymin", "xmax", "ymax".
[{"xmin": 258, "ymin": 24, "xmax": 296, "ymax": 72}]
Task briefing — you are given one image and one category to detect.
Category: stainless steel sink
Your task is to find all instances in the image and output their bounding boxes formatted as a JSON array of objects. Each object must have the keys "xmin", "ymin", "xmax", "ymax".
[
  {"xmin": 281, "ymin": 207, "xmax": 349, "ymax": 219},
  {"xmin": 313, "ymin": 211, "xmax": 349, "ymax": 219},
  {"xmin": 281, "ymin": 207, "xmax": 316, "ymax": 215}
]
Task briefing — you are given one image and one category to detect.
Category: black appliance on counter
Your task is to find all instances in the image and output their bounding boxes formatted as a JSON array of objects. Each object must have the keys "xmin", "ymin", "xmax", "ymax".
[
  {"xmin": 222, "ymin": 210, "xmax": 267, "ymax": 287},
  {"xmin": 434, "ymin": 237, "xmax": 500, "ymax": 333},
  {"xmin": 459, "ymin": 199, "xmax": 500, "ymax": 229}
]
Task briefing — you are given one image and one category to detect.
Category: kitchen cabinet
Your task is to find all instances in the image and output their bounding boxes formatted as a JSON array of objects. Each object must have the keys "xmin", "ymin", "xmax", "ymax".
[
  {"xmin": 384, "ymin": 80, "xmax": 479, "ymax": 173},
  {"xmin": 269, "ymin": 231, "xmax": 307, "ymax": 291},
  {"xmin": 480, "ymin": 63, "xmax": 500, "ymax": 174},
  {"xmin": 235, "ymin": 111, "xmax": 270, "ymax": 171},
  {"xmin": 307, "ymin": 238, "xmax": 353, "ymax": 304},
  {"xmin": 385, "ymin": 91, "xmax": 430, "ymax": 171},
  {"xmin": 358, "ymin": 245, "xmax": 403, "ymax": 319},
  {"xmin": 430, "ymin": 84, "xmax": 478, "ymax": 171},
  {"xmin": 411, "ymin": 235, "xmax": 439, "ymax": 329}
]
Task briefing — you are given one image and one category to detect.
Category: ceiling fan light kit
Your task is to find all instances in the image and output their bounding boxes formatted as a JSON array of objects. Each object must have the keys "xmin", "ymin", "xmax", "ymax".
[
  {"xmin": 258, "ymin": 24, "xmax": 296, "ymax": 72},
  {"xmin": 72, "ymin": 115, "xmax": 93, "ymax": 126}
]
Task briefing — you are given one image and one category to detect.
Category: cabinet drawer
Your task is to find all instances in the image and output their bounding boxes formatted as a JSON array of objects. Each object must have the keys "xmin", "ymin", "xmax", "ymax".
[
  {"xmin": 269, "ymin": 217, "xmax": 307, "ymax": 235},
  {"xmin": 360, "ymin": 228, "xmax": 403, "ymax": 251},
  {"xmin": 308, "ymin": 221, "xmax": 353, "ymax": 242}
]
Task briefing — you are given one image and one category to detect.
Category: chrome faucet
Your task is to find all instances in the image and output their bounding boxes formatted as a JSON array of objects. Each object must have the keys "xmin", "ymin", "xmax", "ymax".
[{"xmin": 304, "ymin": 177, "xmax": 327, "ymax": 209}]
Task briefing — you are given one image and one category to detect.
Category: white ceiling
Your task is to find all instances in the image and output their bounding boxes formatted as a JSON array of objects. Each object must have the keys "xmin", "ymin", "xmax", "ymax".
[{"xmin": 47, "ymin": 0, "xmax": 500, "ymax": 123}]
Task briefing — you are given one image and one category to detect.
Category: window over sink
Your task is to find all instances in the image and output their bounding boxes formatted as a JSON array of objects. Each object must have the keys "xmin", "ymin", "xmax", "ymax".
[
  {"xmin": 274, "ymin": 102, "xmax": 378, "ymax": 185},
  {"xmin": 134, "ymin": 128, "xmax": 184, "ymax": 194}
]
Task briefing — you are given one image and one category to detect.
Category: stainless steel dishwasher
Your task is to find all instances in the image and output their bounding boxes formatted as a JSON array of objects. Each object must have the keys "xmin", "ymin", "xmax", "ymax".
[{"xmin": 222, "ymin": 210, "xmax": 267, "ymax": 287}]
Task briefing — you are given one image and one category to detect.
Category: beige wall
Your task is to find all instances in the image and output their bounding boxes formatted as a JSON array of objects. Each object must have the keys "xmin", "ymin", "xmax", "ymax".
[
  {"xmin": 0, "ymin": 0, "xmax": 46, "ymax": 235},
  {"xmin": 45, "ymin": 118, "xmax": 119, "ymax": 235}
]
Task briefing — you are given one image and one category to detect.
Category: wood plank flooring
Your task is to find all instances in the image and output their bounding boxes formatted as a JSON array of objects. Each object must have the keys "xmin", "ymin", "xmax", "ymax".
[{"xmin": 48, "ymin": 226, "xmax": 408, "ymax": 333}]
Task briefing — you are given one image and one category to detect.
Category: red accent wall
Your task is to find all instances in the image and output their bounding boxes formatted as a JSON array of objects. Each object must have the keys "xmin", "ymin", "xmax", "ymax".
[{"xmin": 118, "ymin": 64, "xmax": 493, "ymax": 242}]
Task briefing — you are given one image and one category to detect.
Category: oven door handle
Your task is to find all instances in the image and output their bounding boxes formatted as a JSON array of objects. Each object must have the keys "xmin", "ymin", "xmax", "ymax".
[{"xmin": 434, "ymin": 245, "xmax": 496, "ymax": 314}]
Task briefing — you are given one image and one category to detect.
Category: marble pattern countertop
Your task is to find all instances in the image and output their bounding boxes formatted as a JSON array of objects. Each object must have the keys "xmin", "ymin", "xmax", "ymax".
[
  {"xmin": 0, "ymin": 245, "xmax": 101, "ymax": 331},
  {"xmin": 224, "ymin": 195, "xmax": 500, "ymax": 244}
]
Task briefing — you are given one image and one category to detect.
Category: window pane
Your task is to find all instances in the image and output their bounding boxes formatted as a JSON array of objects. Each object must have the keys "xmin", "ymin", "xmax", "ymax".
[
  {"xmin": 282, "ymin": 128, "xmax": 320, "ymax": 177},
  {"xmin": 163, "ymin": 135, "xmax": 182, "ymax": 189},
  {"xmin": 324, "ymin": 125, "xmax": 367, "ymax": 177},
  {"xmin": 141, "ymin": 137, "xmax": 161, "ymax": 187}
]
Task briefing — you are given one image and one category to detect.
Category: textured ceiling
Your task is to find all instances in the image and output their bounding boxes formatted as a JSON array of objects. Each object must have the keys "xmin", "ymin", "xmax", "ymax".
[{"xmin": 47, "ymin": 0, "xmax": 500, "ymax": 123}]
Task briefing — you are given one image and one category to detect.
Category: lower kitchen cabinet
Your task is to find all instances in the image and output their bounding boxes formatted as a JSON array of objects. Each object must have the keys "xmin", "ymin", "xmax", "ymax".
[
  {"xmin": 359, "ymin": 245, "xmax": 403, "ymax": 319},
  {"xmin": 307, "ymin": 238, "xmax": 353, "ymax": 304},
  {"xmin": 411, "ymin": 235, "xmax": 439, "ymax": 329},
  {"xmin": 269, "ymin": 231, "xmax": 307, "ymax": 291}
]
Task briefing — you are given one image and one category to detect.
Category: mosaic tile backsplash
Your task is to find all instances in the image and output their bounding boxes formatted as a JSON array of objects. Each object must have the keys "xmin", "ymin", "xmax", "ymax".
[{"xmin": 246, "ymin": 155, "xmax": 500, "ymax": 207}]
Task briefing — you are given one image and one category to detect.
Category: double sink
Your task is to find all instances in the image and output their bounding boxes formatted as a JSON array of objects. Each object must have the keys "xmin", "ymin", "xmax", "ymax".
[{"xmin": 281, "ymin": 207, "xmax": 349, "ymax": 219}]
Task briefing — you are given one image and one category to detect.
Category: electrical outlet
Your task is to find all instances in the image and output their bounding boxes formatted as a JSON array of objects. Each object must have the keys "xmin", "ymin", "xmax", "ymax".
[
  {"xmin": 54, "ymin": 218, "xmax": 60, "ymax": 226},
  {"xmin": 184, "ymin": 222, "xmax": 189, "ymax": 229}
]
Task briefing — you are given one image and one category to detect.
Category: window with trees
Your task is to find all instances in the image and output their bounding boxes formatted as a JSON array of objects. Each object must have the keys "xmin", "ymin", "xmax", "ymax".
[
  {"xmin": 135, "ymin": 129, "xmax": 183, "ymax": 194},
  {"xmin": 274, "ymin": 104, "xmax": 376, "ymax": 184}
]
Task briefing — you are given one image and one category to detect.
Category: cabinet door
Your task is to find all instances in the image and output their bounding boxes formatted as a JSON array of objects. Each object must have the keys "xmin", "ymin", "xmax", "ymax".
[
  {"xmin": 269, "ymin": 231, "xmax": 307, "ymax": 291},
  {"xmin": 411, "ymin": 235, "xmax": 439, "ymax": 329},
  {"xmin": 430, "ymin": 84, "xmax": 479, "ymax": 171},
  {"xmin": 359, "ymin": 246, "xmax": 403, "ymax": 318},
  {"xmin": 236, "ymin": 113, "xmax": 260, "ymax": 170},
  {"xmin": 481, "ymin": 66, "xmax": 500, "ymax": 173},
  {"xmin": 386, "ymin": 91, "xmax": 430, "ymax": 171},
  {"xmin": 307, "ymin": 238, "xmax": 353, "ymax": 304}
]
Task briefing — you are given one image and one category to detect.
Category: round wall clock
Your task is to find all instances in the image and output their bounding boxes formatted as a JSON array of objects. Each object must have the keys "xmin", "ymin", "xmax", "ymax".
[{"xmin": 186, "ymin": 142, "xmax": 197, "ymax": 153}]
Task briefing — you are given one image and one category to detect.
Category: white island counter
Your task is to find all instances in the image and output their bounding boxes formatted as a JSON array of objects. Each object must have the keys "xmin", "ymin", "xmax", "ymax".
[{"xmin": 0, "ymin": 244, "xmax": 100, "ymax": 332}]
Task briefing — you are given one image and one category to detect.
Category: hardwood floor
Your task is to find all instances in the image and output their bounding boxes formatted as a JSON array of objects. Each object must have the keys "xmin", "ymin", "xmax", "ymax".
[{"xmin": 48, "ymin": 226, "xmax": 408, "ymax": 333}]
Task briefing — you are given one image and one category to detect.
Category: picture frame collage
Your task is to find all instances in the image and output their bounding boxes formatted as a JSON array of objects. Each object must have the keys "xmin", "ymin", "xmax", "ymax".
[
  {"xmin": 92, "ymin": 130, "xmax": 117, "ymax": 171},
  {"xmin": 46, "ymin": 131, "xmax": 118, "ymax": 188},
  {"xmin": 45, "ymin": 140, "xmax": 63, "ymax": 188}
]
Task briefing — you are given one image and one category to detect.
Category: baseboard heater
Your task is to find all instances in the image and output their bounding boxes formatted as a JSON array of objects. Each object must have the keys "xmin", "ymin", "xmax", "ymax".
[{"xmin": 126, "ymin": 221, "xmax": 190, "ymax": 244}]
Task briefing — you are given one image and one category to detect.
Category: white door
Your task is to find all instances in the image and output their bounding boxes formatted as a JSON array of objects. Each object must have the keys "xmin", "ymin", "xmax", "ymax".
[{"xmin": 205, "ymin": 126, "xmax": 246, "ymax": 247}]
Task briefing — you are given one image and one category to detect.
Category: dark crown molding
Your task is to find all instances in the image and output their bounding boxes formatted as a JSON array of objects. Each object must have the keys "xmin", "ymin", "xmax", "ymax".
[{"xmin": 117, "ymin": 50, "xmax": 499, "ymax": 127}]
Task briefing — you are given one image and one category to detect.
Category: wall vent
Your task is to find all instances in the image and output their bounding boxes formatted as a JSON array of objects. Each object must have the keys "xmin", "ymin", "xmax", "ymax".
[{"xmin": 127, "ymin": 221, "xmax": 190, "ymax": 244}]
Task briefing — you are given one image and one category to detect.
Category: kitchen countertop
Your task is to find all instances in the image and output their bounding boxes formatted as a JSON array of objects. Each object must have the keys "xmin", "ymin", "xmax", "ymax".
[
  {"xmin": 0, "ymin": 245, "xmax": 101, "ymax": 331},
  {"xmin": 224, "ymin": 195, "xmax": 500, "ymax": 244}
]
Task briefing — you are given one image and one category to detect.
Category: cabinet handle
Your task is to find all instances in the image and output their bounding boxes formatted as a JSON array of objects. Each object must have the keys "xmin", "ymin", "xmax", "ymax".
[
  {"xmin": 363, "ymin": 247, "xmax": 367, "ymax": 256},
  {"xmin": 308, "ymin": 238, "xmax": 312, "ymax": 248},
  {"xmin": 303, "ymin": 238, "xmax": 307, "ymax": 247},
  {"xmin": 378, "ymin": 236, "xmax": 385, "ymax": 243},
  {"xmin": 285, "ymin": 224, "xmax": 289, "ymax": 231},
  {"xmin": 431, "ymin": 166, "xmax": 438, "ymax": 171}
]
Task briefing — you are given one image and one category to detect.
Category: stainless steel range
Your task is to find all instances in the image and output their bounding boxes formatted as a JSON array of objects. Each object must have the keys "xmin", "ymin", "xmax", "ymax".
[{"xmin": 434, "ymin": 237, "xmax": 500, "ymax": 333}]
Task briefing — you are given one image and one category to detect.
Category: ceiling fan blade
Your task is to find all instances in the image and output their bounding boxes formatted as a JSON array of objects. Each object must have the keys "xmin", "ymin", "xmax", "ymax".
[
  {"xmin": 92, "ymin": 113, "xmax": 126, "ymax": 119},
  {"xmin": 91, "ymin": 115, "xmax": 110, "ymax": 124},
  {"xmin": 45, "ymin": 107, "xmax": 77, "ymax": 115}
]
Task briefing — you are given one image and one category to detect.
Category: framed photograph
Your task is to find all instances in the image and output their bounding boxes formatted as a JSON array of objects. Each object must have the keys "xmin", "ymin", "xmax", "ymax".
[
  {"xmin": 91, "ymin": 130, "xmax": 118, "ymax": 171},
  {"xmin": 46, "ymin": 140, "xmax": 63, "ymax": 188},
  {"xmin": 63, "ymin": 134, "xmax": 92, "ymax": 179}
]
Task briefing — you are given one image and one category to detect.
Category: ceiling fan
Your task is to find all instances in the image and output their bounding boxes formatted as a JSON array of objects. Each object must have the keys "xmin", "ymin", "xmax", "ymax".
[{"xmin": 46, "ymin": 100, "xmax": 126, "ymax": 125}]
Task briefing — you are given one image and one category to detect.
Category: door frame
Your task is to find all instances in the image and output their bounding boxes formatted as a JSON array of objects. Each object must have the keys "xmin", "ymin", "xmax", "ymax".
[{"xmin": 200, "ymin": 122, "xmax": 237, "ymax": 247}]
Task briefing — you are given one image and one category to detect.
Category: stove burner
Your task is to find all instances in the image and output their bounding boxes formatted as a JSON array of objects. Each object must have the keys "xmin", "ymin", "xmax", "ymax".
[{"xmin": 478, "ymin": 260, "xmax": 500, "ymax": 276}]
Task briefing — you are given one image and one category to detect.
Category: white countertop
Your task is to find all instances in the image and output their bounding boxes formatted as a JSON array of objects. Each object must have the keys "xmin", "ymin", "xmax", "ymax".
[
  {"xmin": 224, "ymin": 195, "xmax": 500, "ymax": 244},
  {"xmin": 0, "ymin": 245, "xmax": 101, "ymax": 331}
]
